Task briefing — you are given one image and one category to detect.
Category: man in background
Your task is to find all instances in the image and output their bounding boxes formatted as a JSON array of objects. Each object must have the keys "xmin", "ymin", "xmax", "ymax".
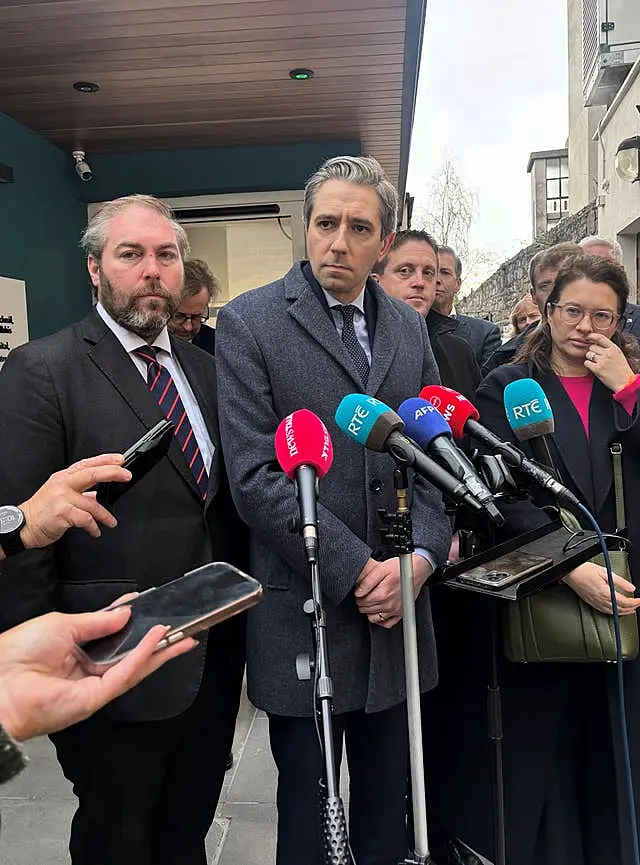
[
  {"xmin": 372, "ymin": 229, "xmax": 480, "ymax": 400},
  {"xmin": 483, "ymin": 241, "xmax": 582, "ymax": 373},
  {"xmin": 579, "ymin": 235, "xmax": 640, "ymax": 340},
  {"xmin": 432, "ymin": 244, "xmax": 501, "ymax": 369},
  {"xmin": 168, "ymin": 257, "xmax": 220, "ymax": 354}
]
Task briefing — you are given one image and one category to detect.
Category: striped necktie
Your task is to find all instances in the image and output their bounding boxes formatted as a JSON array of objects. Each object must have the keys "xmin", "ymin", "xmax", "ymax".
[
  {"xmin": 338, "ymin": 304, "xmax": 370, "ymax": 386},
  {"xmin": 134, "ymin": 346, "xmax": 209, "ymax": 499}
]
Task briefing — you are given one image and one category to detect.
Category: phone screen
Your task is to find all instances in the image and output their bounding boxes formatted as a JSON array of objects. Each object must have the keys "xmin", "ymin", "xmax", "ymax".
[{"xmin": 79, "ymin": 562, "xmax": 260, "ymax": 667}]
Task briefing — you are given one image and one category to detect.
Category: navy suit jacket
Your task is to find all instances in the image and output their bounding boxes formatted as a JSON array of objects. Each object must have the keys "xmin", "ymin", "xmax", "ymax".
[{"xmin": 454, "ymin": 313, "xmax": 502, "ymax": 369}]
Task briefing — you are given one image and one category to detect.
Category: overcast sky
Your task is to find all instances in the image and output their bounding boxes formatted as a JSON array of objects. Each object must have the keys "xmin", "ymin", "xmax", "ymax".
[{"xmin": 407, "ymin": 0, "xmax": 569, "ymax": 265}]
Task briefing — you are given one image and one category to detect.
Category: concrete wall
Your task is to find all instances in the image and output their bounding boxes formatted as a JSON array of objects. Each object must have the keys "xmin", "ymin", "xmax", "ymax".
[
  {"xmin": 458, "ymin": 201, "xmax": 598, "ymax": 326},
  {"xmin": 567, "ymin": 0, "xmax": 604, "ymax": 212},
  {"xmin": 596, "ymin": 63, "xmax": 640, "ymax": 294}
]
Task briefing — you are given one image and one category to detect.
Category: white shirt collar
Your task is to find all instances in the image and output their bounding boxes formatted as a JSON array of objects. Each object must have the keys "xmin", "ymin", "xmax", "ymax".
[
  {"xmin": 96, "ymin": 302, "xmax": 172, "ymax": 356},
  {"xmin": 322, "ymin": 285, "xmax": 367, "ymax": 315},
  {"xmin": 449, "ymin": 305, "xmax": 457, "ymax": 319}
]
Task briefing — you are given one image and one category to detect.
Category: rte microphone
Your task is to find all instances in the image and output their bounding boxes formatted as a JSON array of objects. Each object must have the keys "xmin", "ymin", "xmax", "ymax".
[
  {"xmin": 274, "ymin": 409, "xmax": 333, "ymax": 563},
  {"xmin": 397, "ymin": 397, "xmax": 504, "ymax": 526},
  {"xmin": 334, "ymin": 393, "xmax": 483, "ymax": 514},
  {"xmin": 503, "ymin": 379, "xmax": 558, "ymax": 476},
  {"xmin": 420, "ymin": 385, "xmax": 581, "ymax": 509}
]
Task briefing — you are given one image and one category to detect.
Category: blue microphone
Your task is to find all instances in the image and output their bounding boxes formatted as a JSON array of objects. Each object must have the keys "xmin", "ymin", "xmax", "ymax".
[
  {"xmin": 504, "ymin": 378, "xmax": 557, "ymax": 475},
  {"xmin": 398, "ymin": 398, "xmax": 504, "ymax": 525},
  {"xmin": 334, "ymin": 394, "xmax": 483, "ymax": 513},
  {"xmin": 503, "ymin": 379, "xmax": 554, "ymax": 441}
]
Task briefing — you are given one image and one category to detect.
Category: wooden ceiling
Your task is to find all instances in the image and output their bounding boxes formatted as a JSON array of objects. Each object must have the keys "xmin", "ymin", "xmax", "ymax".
[{"xmin": 0, "ymin": 0, "xmax": 420, "ymax": 191}]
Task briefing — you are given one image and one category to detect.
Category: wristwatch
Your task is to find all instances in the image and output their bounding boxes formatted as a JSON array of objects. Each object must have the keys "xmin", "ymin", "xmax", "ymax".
[
  {"xmin": 0, "ymin": 506, "xmax": 26, "ymax": 557},
  {"xmin": 0, "ymin": 723, "xmax": 26, "ymax": 785}
]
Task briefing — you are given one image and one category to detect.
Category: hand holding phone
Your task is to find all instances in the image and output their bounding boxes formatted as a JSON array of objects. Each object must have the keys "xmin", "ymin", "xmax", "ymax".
[
  {"xmin": 77, "ymin": 562, "xmax": 262, "ymax": 673},
  {"xmin": 95, "ymin": 420, "xmax": 174, "ymax": 508}
]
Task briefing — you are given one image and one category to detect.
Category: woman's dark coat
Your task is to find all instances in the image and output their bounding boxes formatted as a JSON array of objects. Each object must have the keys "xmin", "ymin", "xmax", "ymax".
[{"xmin": 424, "ymin": 360, "xmax": 640, "ymax": 865}]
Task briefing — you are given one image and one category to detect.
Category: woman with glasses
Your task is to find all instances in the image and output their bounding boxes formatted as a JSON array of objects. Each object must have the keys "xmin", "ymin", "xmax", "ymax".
[{"xmin": 426, "ymin": 255, "xmax": 640, "ymax": 865}]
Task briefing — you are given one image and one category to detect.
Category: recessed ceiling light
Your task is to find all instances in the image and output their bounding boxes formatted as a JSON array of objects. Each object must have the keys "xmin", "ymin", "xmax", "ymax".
[
  {"xmin": 73, "ymin": 81, "xmax": 100, "ymax": 93},
  {"xmin": 289, "ymin": 68, "xmax": 314, "ymax": 81}
]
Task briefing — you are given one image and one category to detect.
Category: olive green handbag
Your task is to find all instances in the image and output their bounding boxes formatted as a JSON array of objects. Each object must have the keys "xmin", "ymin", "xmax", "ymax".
[{"xmin": 503, "ymin": 443, "xmax": 639, "ymax": 663}]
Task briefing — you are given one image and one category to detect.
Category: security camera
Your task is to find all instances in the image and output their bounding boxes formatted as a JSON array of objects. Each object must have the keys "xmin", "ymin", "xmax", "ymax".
[{"xmin": 72, "ymin": 150, "xmax": 93, "ymax": 182}]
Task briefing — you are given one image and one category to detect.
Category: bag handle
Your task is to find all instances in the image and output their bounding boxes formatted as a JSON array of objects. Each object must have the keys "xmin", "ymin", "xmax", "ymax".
[{"xmin": 611, "ymin": 442, "xmax": 626, "ymax": 532}]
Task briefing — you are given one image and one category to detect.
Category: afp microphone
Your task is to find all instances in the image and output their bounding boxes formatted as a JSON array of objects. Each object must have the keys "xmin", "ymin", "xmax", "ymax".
[
  {"xmin": 420, "ymin": 385, "xmax": 581, "ymax": 509},
  {"xmin": 274, "ymin": 409, "xmax": 333, "ymax": 563},
  {"xmin": 398, "ymin": 397, "xmax": 504, "ymax": 526},
  {"xmin": 334, "ymin": 393, "xmax": 483, "ymax": 514}
]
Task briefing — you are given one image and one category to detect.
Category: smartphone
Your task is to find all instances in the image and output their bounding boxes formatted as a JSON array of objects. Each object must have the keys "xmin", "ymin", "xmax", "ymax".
[
  {"xmin": 456, "ymin": 550, "xmax": 553, "ymax": 590},
  {"xmin": 95, "ymin": 419, "xmax": 175, "ymax": 508},
  {"xmin": 77, "ymin": 562, "xmax": 262, "ymax": 672}
]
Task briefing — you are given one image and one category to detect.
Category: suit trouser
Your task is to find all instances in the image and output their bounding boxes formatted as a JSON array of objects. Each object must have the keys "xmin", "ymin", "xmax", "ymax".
[
  {"xmin": 51, "ymin": 625, "xmax": 244, "ymax": 865},
  {"xmin": 268, "ymin": 702, "xmax": 409, "ymax": 865}
]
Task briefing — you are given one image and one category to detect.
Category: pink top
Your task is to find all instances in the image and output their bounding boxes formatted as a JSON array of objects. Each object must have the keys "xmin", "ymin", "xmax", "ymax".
[{"xmin": 557, "ymin": 373, "xmax": 640, "ymax": 440}]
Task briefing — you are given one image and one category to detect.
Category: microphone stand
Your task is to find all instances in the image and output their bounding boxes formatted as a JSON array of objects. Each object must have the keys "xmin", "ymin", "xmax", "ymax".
[
  {"xmin": 291, "ymin": 499, "xmax": 352, "ymax": 865},
  {"xmin": 378, "ymin": 466, "xmax": 434, "ymax": 865}
]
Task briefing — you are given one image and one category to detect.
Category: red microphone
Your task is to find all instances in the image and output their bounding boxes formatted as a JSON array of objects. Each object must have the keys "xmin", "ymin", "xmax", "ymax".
[
  {"xmin": 274, "ymin": 410, "xmax": 333, "ymax": 562},
  {"xmin": 420, "ymin": 385, "xmax": 479, "ymax": 441},
  {"xmin": 420, "ymin": 385, "xmax": 581, "ymax": 507}
]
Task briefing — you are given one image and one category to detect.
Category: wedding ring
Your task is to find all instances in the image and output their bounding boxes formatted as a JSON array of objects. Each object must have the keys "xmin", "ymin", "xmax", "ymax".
[
  {"xmin": 377, "ymin": 611, "xmax": 385, "ymax": 622},
  {"xmin": 588, "ymin": 350, "xmax": 596, "ymax": 362}
]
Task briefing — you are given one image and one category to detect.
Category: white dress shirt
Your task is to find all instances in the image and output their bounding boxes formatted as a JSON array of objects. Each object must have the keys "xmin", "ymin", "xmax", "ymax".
[
  {"xmin": 322, "ymin": 286, "xmax": 372, "ymax": 363},
  {"xmin": 96, "ymin": 303, "xmax": 214, "ymax": 471}
]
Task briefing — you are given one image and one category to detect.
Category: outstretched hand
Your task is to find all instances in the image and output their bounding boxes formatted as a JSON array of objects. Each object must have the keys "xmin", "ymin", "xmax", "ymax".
[{"xmin": 0, "ymin": 607, "xmax": 196, "ymax": 742}]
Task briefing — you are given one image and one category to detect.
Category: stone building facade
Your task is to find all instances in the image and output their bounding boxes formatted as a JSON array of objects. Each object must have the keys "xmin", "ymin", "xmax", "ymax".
[{"xmin": 457, "ymin": 200, "xmax": 597, "ymax": 331}]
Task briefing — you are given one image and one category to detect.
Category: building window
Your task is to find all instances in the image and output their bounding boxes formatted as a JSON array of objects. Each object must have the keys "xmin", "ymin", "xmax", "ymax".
[{"xmin": 545, "ymin": 156, "xmax": 569, "ymax": 228}]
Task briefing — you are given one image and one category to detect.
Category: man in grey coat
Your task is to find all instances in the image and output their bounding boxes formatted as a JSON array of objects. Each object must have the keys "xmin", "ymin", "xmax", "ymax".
[{"xmin": 216, "ymin": 156, "xmax": 451, "ymax": 865}]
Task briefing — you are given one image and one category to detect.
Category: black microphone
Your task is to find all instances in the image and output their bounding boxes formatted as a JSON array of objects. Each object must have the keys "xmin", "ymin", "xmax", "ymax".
[
  {"xmin": 334, "ymin": 394, "xmax": 484, "ymax": 514},
  {"xmin": 420, "ymin": 385, "xmax": 581, "ymax": 509}
]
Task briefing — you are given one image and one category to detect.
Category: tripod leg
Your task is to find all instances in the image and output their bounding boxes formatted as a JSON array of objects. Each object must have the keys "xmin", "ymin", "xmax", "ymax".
[{"xmin": 488, "ymin": 602, "xmax": 507, "ymax": 865}]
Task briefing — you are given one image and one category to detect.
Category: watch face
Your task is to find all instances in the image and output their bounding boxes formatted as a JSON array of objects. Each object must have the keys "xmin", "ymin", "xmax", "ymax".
[{"xmin": 0, "ymin": 506, "xmax": 24, "ymax": 536}]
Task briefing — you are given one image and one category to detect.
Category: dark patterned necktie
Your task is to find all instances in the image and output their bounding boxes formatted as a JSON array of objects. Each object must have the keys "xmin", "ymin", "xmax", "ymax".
[
  {"xmin": 338, "ymin": 305, "xmax": 369, "ymax": 386},
  {"xmin": 134, "ymin": 346, "xmax": 209, "ymax": 499}
]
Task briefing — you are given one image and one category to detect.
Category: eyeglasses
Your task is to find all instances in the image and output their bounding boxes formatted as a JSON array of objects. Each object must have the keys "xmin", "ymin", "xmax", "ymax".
[
  {"xmin": 172, "ymin": 312, "xmax": 209, "ymax": 325},
  {"xmin": 548, "ymin": 302, "xmax": 620, "ymax": 330}
]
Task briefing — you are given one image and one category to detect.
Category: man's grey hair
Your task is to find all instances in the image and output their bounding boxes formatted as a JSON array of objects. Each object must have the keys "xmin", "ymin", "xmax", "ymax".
[
  {"xmin": 303, "ymin": 156, "xmax": 398, "ymax": 238},
  {"xmin": 437, "ymin": 245, "xmax": 462, "ymax": 279},
  {"xmin": 80, "ymin": 194, "xmax": 190, "ymax": 263},
  {"xmin": 579, "ymin": 235, "xmax": 623, "ymax": 264}
]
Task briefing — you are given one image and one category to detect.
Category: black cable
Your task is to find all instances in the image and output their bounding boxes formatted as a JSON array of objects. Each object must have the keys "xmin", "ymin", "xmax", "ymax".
[{"xmin": 577, "ymin": 503, "xmax": 640, "ymax": 865}]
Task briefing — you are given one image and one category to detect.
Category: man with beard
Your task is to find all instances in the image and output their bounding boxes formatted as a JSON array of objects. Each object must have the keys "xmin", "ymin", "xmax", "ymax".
[{"xmin": 0, "ymin": 194, "xmax": 247, "ymax": 865}]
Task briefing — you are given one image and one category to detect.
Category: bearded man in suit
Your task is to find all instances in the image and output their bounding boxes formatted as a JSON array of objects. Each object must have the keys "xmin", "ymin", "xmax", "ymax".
[{"xmin": 0, "ymin": 194, "xmax": 246, "ymax": 865}]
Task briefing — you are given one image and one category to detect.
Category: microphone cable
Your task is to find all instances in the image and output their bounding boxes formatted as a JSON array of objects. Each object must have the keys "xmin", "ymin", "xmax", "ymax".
[{"xmin": 577, "ymin": 503, "xmax": 640, "ymax": 865}]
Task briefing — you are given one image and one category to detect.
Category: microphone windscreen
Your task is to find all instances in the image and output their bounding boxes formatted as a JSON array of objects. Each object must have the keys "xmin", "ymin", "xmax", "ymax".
[
  {"xmin": 397, "ymin": 397, "xmax": 452, "ymax": 449},
  {"xmin": 503, "ymin": 379, "xmax": 555, "ymax": 441},
  {"xmin": 420, "ymin": 385, "xmax": 480, "ymax": 441},
  {"xmin": 334, "ymin": 394, "xmax": 404, "ymax": 452},
  {"xmin": 274, "ymin": 409, "xmax": 333, "ymax": 480}
]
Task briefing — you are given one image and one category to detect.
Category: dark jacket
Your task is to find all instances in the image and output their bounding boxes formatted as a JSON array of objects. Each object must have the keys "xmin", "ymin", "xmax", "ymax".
[
  {"xmin": 0, "ymin": 309, "xmax": 247, "ymax": 723},
  {"xmin": 454, "ymin": 313, "xmax": 502, "ymax": 369},
  {"xmin": 425, "ymin": 360, "xmax": 640, "ymax": 865},
  {"xmin": 192, "ymin": 322, "xmax": 216, "ymax": 355},
  {"xmin": 426, "ymin": 309, "xmax": 481, "ymax": 401}
]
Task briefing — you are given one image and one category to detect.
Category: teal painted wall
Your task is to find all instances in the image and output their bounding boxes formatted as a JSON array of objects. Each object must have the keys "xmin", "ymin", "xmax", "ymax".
[
  {"xmin": 0, "ymin": 121, "xmax": 361, "ymax": 338},
  {"xmin": 79, "ymin": 140, "xmax": 362, "ymax": 203},
  {"xmin": 0, "ymin": 113, "xmax": 89, "ymax": 339}
]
